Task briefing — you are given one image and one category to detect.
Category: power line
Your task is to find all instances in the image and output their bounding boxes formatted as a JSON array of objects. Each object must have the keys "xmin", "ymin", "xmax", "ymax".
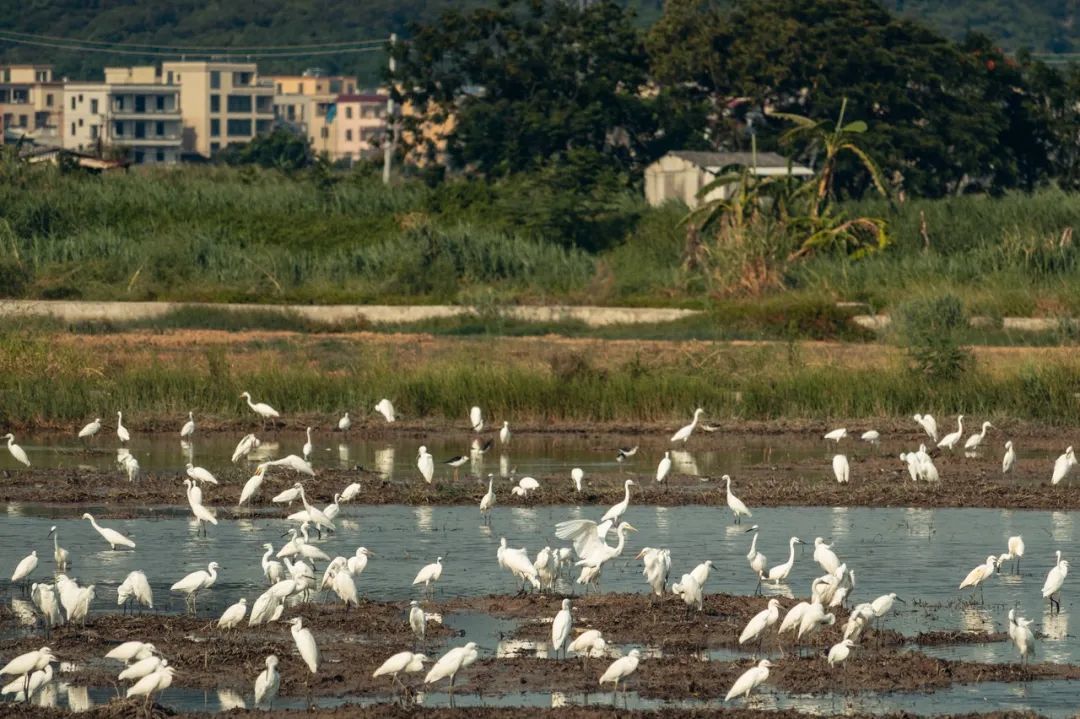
[
  {"xmin": 0, "ymin": 35, "xmax": 385, "ymax": 59},
  {"xmin": 0, "ymin": 28, "xmax": 387, "ymax": 51}
]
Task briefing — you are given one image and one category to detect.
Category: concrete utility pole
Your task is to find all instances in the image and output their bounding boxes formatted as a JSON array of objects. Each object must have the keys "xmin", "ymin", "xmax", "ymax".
[{"xmin": 383, "ymin": 33, "xmax": 397, "ymax": 185}]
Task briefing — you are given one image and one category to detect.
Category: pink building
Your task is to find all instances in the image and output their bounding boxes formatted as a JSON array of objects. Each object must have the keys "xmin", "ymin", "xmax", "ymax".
[{"xmin": 334, "ymin": 94, "xmax": 387, "ymax": 162}]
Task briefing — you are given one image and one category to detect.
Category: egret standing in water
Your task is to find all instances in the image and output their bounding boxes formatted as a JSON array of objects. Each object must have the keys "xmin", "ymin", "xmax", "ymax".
[
  {"xmin": 551, "ymin": 599, "xmax": 573, "ymax": 660},
  {"xmin": 959, "ymin": 556, "xmax": 997, "ymax": 601},
  {"xmin": 469, "ymin": 406, "xmax": 484, "ymax": 433},
  {"xmin": 1042, "ymin": 551, "xmax": 1068, "ymax": 613},
  {"xmin": 116, "ymin": 412, "xmax": 131, "ymax": 444},
  {"xmin": 254, "ymin": 655, "xmax": 280, "ymax": 708},
  {"xmin": 373, "ymin": 651, "xmax": 428, "ymax": 689},
  {"xmin": 671, "ymin": 408, "xmax": 704, "ymax": 443},
  {"xmin": 499, "ymin": 421, "xmax": 511, "ymax": 445},
  {"xmin": 170, "ymin": 561, "xmax": 220, "ymax": 614},
  {"xmin": 48, "ymin": 526, "xmax": 69, "ymax": 571},
  {"xmin": 337, "ymin": 412, "xmax": 351, "ymax": 434},
  {"xmin": 724, "ymin": 475, "xmax": 752, "ymax": 524},
  {"xmin": 425, "ymin": 642, "xmax": 479, "ymax": 700},
  {"xmin": 82, "ymin": 513, "xmax": 135, "ymax": 550},
  {"xmin": 180, "ymin": 412, "xmax": 195, "ymax": 439},
  {"xmin": 3, "ymin": 434, "xmax": 29, "ymax": 467},
  {"xmin": 78, "ymin": 418, "xmax": 102, "ymax": 442},
  {"xmin": 412, "ymin": 557, "xmax": 443, "ymax": 594},
  {"xmin": 479, "ymin": 476, "xmax": 495, "ymax": 524},
  {"xmin": 997, "ymin": 535, "xmax": 1024, "ymax": 574},
  {"xmin": 11, "ymin": 551, "xmax": 38, "ymax": 589},
  {"xmin": 763, "ymin": 537, "xmax": 804, "ymax": 584},
  {"xmin": 598, "ymin": 648, "xmax": 640, "ymax": 703},
  {"xmin": 240, "ymin": 392, "xmax": 280, "ymax": 429},
  {"xmin": 725, "ymin": 659, "xmax": 771, "ymax": 702},
  {"xmin": 745, "ymin": 526, "xmax": 768, "ymax": 587},
  {"xmin": 739, "ymin": 599, "xmax": 780, "ymax": 654},
  {"xmin": 601, "ymin": 479, "xmax": 634, "ymax": 524},
  {"xmin": 302, "ymin": 427, "xmax": 314, "ymax": 461},
  {"xmin": 824, "ymin": 428, "xmax": 847, "ymax": 442}
]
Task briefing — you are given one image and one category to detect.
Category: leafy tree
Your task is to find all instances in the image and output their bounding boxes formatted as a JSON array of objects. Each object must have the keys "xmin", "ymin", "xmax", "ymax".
[
  {"xmin": 390, "ymin": 0, "xmax": 659, "ymax": 179},
  {"xmin": 218, "ymin": 127, "xmax": 313, "ymax": 171}
]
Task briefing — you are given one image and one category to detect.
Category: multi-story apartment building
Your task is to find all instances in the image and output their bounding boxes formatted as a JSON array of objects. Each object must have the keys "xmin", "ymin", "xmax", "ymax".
[
  {"xmin": 63, "ymin": 67, "xmax": 182, "ymax": 164},
  {"xmin": 161, "ymin": 61, "xmax": 274, "ymax": 157},
  {"xmin": 0, "ymin": 65, "xmax": 63, "ymax": 145},
  {"xmin": 335, "ymin": 94, "xmax": 387, "ymax": 161},
  {"xmin": 272, "ymin": 72, "xmax": 363, "ymax": 160}
]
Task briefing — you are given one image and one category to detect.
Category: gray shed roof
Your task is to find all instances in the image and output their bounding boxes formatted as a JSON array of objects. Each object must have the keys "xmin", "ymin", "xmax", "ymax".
[{"xmin": 669, "ymin": 150, "xmax": 806, "ymax": 171}]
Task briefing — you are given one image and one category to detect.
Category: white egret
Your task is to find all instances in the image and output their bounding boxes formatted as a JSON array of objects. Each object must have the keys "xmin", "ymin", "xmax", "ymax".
[
  {"xmin": 672, "ymin": 573, "xmax": 703, "ymax": 611},
  {"xmin": 0, "ymin": 647, "xmax": 54, "ymax": 700},
  {"xmin": 1052, "ymin": 446, "xmax": 1076, "ymax": 485},
  {"xmin": 690, "ymin": 560, "xmax": 714, "ymax": 590},
  {"xmin": 1042, "ymin": 551, "xmax": 1068, "ymax": 612},
  {"xmin": 184, "ymin": 479, "xmax": 218, "ymax": 535},
  {"xmin": 725, "ymin": 659, "xmax": 771, "ymax": 702},
  {"xmin": 278, "ymin": 524, "xmax": 331, "ymax": 563},
  {"xmin": 497, "ymin": 538, "xmax": 541, "ymax": 591},
  {"xmin": 328, "ymin": 564, "xmax": 359, "ymax": 608},
  {"xmin": 272, "ymin": 482, "xmax": 304, "ymax": 505},
  {"xmin": 82, "ymin": 513, "xmax": 135, "ymax": 550},
  {"xmin": 180, "ymin": 411, "xmax": 195, "ymax": 439},
  {"xmin": 778, "ymin": 601, "xmax": 810, "ymax": 639},
  {"xmin": 218, "ymin": 598, "xmax": 248, "ymax": 630},
  {"xmin": 11, "ymin": 551, "xmax": 38, "ymax": 587},
  {"xmin": 46, "ymin": 526, "xmax": 69, "ymax": 571},
  {"xmin": 797, "ymin": 600, "xmax": 836, "ymax": 639},
  {"xmin": 763, "ymin": 537, "xmax": 804, "ymax": 584},
  {"xmin": 843, "ymin": 603, "xmax": 875, "ymax": 641},
  {"xmin": 105, "ymin": 642, "xmax": 155, "ymax": 664},
  {"xmin": 510, "ymin": 476, "xmax": 540, "ymax": 499},
  {"xmin": 417, "ymin": 446, "xmax": 434, "ymax": 484},
  {"xmin": 997, "ymin": 535, "xmax": 1025, "ymax": 574},
  {"xmin": 409, "ymin": 600, "xmax": 426, "ymax": 641},
  {"xmin": 869, "ymin": 592, "xmax": 905, "ymax": 633},
  {"xmin": 832, "ymin": 454, "xmax": 849, "ymax": 484},
  {"xmin": 824, "ymin": 428, "xmax": 847, "ymax": 442},
  {"xmin": 1002, "ymin": 441, "xmax": 1016, "ymax": 474},
  {"xmin": 745, "ymin": 526, "xmax": 768, "ymax": 583},
  {"xmin": 340, "ymin": 481, "xmax": 362, "ymax": 502},
  {"xmin": 480, "ymin": 476, "xmax": 495, "ymax": 523},
  {"xmin": 413, "ymin": 557, "xmax": 443, "ymax": 592},
  {"xmin": 248, "ymin": 588, "xmax": 284, "ymax": 627},
  {"xmin": 724, "ymin": 475, "xmax": 752, "ymax": 524},
  {"xmin": 598, "ymin": 648, "xmax": 640, "ymax": 698},
  {"xmin": 295, "ymin": 485, "xmax": 335, "ymax": 533},
  {"xmin": 170, "ymin": 561, "xmax": 220, "ymax": 614},
  {"xmin": 78, "ymin": 418, "xmax": 101, "ymax": 440},
  {"xmin": 287, "ymin": 616, "xmax": 320, "ymax": 673},
  {"xmin": 238, "ymin": 465, "xmax": 268, "ymax": 506},
  {"xmin": 31, "ymin": 583, "xmax": 62, "ymax": 633},
  {"xmin": 338, "ymin": 412, "xmax": 351, "ymax": 434},
  {"xmin": 915, "ymin": 444, "xmax": 939, "ymax": 481},
  {"xmin": 900, "ymin": 452, "xmax": 919, "ymax": 481},
  {"xmin": 959, "ymin": 555, "xmax": 997, "ymax": 599},
  {"xmin": 116, "ymin": 411, "xmax": 131, "ymax": 443},
  {"xmin": 254, "ymin": 655, "xmax": 280, "ymax": 708},
  {"xmin": 914, "ymin": 413, "xmax": 938, "ymax": 442},
  {"xmin": 552, "ymin": 599, "xmax": 573, "ymax": 660},
  {"xmin": 671, "ymin": 408, "xmax": 705, "ymax": 443},
  {"xmin": 117, "ymin": 570, "xmax": 153, "ymax": 612},
  {"xmin": 964, "ymin": 421, "xmax": 993, "ymax": 451},
  {"xmin": 739, "ymin": 598, "xmax": 780, "ymax": 652},
  {"xmin": 828, "ymin": 639, "xmax": 855, "ymax": 667},
  {"xmin": 231, "ymin": 433, "xmax": 260, "ymax": 463},
  {"xmin": 656, "ymin": 451, "xmax": 672, "ymax": 486},
  {"xmin": 261, "ymin": 544, "xmax": 284, "ymax": 584},
  {"xmin": 469, "ymin": 406, "xmax": 484, "ymax": 433},
  {"xmin": 616, "ymin": 445, "xmax": 639, "ymax": 462},
  {"xmin": 558, "ymin": 520, "xmax": 636, "ymax": 589},
  {"xmin": 425, "ymin": 642, "xmax": 479, "ymax": 697},
  {"xmin": 571, "ymin": 467, "xmax": 584, "ymax": 492},
  {"xmin": 937, "ymin": 414, "xmax": 964, "ymax": 450},
  {"xmin": 499, "ymin": 420, "xmax": 511, "ymax": 445},
  {"xmin": 860, "ymin": 430, "xmax": 880, "ymax": 445},
  {"xmin": 637, "ymin": 547, "xmax": 671, "ymax": 597},
  {"xmin": 375, "ymin": 398, "xmax": 397, "ymax": 423},
  {"xmin": 568, "ymin": 629, "xmax": 606, "ymax": 660},
  {"xmin": 302, "ymin": 427, "xmax": 314, "ymax": 461},
  {"xmin": 185, "ymin": 463, "xmax": 218, "ymax": 485},
  {"xmin": 1008, "ymin": 610, "xmax": 1035, "ymax": 663},
  {"xmin": 600, "ymin": 479, "xmax": 634, "ymax": 524},
  {"xmin": 120, "ymin": 654, "xmax": 166, "ymax": 681},
  {"xmin": 0, "ymin": 663, "xmax": 52, "ymax": 702},
  {"xmin": 535, "ymin": 547, "xmax": 557, "ymax": 591},
  {"xmin": 340, "ymin": 548, "xmax": 371, "ymax": 578},
  {"xmin": 241, "ymin": 392, "xmax": 280, "ymax": 425},
  {"xmin": 813, "ymin": 538, "xmax": 841, "ymax": 574},
  {"xmin": 125, "ymin": 664, "xmax": 175, "ymax": 709},
  {"xmin": 3, "ymin": 434, "xmax": 29, "ymax": 467},
  {"xmin": 374, "ymin": 651, "xmax": 429, "ymax": 687}
]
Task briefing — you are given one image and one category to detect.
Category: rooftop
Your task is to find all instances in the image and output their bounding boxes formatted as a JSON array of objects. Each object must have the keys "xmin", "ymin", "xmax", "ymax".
[{"xmin": 669, "ymin": 150, "xmax": 809, "ymax": 171}]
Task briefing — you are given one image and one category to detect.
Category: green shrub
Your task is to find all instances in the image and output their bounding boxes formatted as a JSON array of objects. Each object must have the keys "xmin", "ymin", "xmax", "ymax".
[{"xmin": 894, "ymin": 294, "xmax": 972, "ymax": 380}]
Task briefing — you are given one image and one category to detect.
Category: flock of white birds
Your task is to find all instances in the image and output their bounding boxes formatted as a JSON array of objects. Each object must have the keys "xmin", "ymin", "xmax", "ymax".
[{"xmin": 0, "ymin": 399, "xmax": 1075, "ymax": 710}]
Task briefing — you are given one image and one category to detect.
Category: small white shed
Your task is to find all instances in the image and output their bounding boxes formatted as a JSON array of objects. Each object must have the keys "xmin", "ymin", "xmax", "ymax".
[{"xmin": 644, "ymin": 150, "xmax": 814, "ymax": 209}]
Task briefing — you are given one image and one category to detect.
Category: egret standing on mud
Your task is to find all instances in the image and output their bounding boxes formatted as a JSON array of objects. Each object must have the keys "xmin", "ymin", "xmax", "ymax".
[
  {"xmin": 4, "ymin": 434, "xmax": 29, "ymax": 467},
  {"xmin": 417, "ymin": 446, "xmax": 434, "ymax": 484},
  {"xmin": 1002, "ymin": 441, "xmax": 1015, "ymax": 474},
  {"xmin": 725, "ymin": 659, "xmax": 771, "ymax": 702}
]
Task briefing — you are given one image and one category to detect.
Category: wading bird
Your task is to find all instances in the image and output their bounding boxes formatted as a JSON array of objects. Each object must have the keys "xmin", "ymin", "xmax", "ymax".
[
  {"xmin": 964, "ymin": 421, "xmax": 993, "ymax": 451},
  {"xmin": 116, "ymin": 412, "xmax": 131, "ymax": 444},
  {"xmin": 241, "ymin": 392, "xmax": 280, "ymax": 428},
  {"xmin": 724, "ymin": 475, "xmax": 752, "ymax": 524},
  {"xmin": 763, "ymin": 537, "xmax": 804, "ymax": 585},
  {"xmin": 180, "ymin": 411, "xmax": 195, "ymax": 439},
  {"xmin": 1042, "ymin": 551, "xmax": 1068, "ymax": 613},
  {"xmin": 914, "ymin": 413, "xmax": 938, "ymax": 442},
  {"xmin": 4, "ymin": 433, "xmax": 29, "ymax": 467},
  {"xmin": 375, "ymin": 398, "xmax": 397, "ymax": 423},
  {"xmin": 78, "ymin": 418, "xmax": 102, "ymax": 441},
  {"xmin": 824, "ymin": 428, "xmax": 847, "ymax": 442},
  {"xmin": 938, "ymin": 415, "xmax": 964, "ymax": 450},
  {"xmin": 254, "ymin": 655, "xmax": 280, "ymax": 708},
  {"xmin": 832, "ymin": 454, "xmax": 849, "ymax": 484},
  {"xmin": 82, "ymin": 513, "xmax": 135, "ymax": 550},
  {"xmin": 1002, "ymin": 441, "xmax": 1016, "ymax": 474},
  {"xmin": 1052, "ymin": 446, "xmax": 1076, "ymax": 485},
  {"xmin": 598, "ymin": 648, "xmax": 640, "ymax": 702},
  {"xmin": 425, "ymin": 642, "xmax": 478, "ymax": 699},
  {"xmin": 725, "ymin": 659, "xmax": 771, "ymax": 702},
  {"xmin": 417, "ymin": 446, "xmax": 434, "ymax": 484},
  {"xmin": 671, "ymin": 408, "xmax": 705, "ymax": 443},
  {"xmin": 373, "ymin": 651, "xmax": 428, "ymax": 688},
  {"xmin": 959, "ymin": 555, "xmax": 997, "ymax": 601},
  {"xmin": 170, "ymin": 561, "xmax": 220, "ymax": 614}
]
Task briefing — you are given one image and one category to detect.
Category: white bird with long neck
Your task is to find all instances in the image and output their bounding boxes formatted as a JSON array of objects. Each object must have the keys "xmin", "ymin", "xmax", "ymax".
[
  {"xmin": 828, "ymin": 639, "xmax": 855, "ymax": 666},
  {"xmin": 417, "ymin": 446, "xmax": 434, "ymax": 484},
  {"xmin": 964, "ymin": 421, "xmax": 993, "ymax": 451},
  {"xmin": 337, "ymin": 413, "xmax": 351, "ymax": 433},
  {"xmin": 725, "ymin": 659, "xmax": 771, "ymax": 702},
  {"xmin": 116, "ymin": 412, "xmax": 131, "ymax": 443},
  {"xmin": 412, "ymin": 557, "xmax": 443, "ymax": 591},
  {"xmin": 117, "ymin": 570, "xmax": 153, "ymax": 611},
  {"xmin": 3, "ymin": 434, "xmax": 29, "ymax": 467},
  {"xmin": 218, "ymin": 598, "xmax": 248, "ymax": 630},
  {"xmin": 11, "ymin": 551, "xmax": 37, "ymax": 586},
  {"xmin": 78, "ymin": 418, "xmax": 102, "ymax": 440},
  {"xmin": 480, "ymin": 476, "xmax": 495, "ymax": 523},
  {"xmin": 824, "ymin": 427, "xmax": 847, "ymax": 442},
  {"xmin": 959, "ymin": 555, "xmax": 997, "ymax": 597},
  {"xmin": 425, "ymin": 642, "xmax": 479, "ymax": 694},
  {"xmin": 347, "ymin": 547, "xmax": 373, "ymax": 576},
  {"xmin": 469, "ymin": 406, "xmax": 484, "ymax": 433},
  {"xmin": 763, "ymin": 537, "xmax": 804, "ymax": 584},
  {"xmin": 745, "ymin": 526, "xmax": 768, "ymax": 579},
  {"xmin": 1002, "ymin": 441, "xmax": 1016, "ymax": 474},
  {"xmin": 914, "ymin": 413, "xmax": 938, "ymax": 441},
  {"xmin": 671, "ymin": 408, "xmax": 704, "ymax": 443},
  {"xmin": 184, "ymin": 479, "xmax": 217, "ymax": 534},
  {"xmin": 170, "ymin": 561, "xmax": 219, "ymax": 613},
  {"xmin": 598, "ymin": 648, "xmax": 640, "ymax": 696},
  {"xmin": 82, "ymin": 513, "xmax": 135, "ymax": 550},
  {"xmin": 571, "ymin": 467, "xmax": 584, "ymax": 492},
  {"xmin": 739, "ymin": 599, "xmax": 780, "ymax": 650},
  {"xmin": 997, "ymin": 535, "xmax": 1025, "ymax": 574},
  {"xmin": 302, "ymin": 427, "xmax": 314, "ymax": 461},
  {"xmin": 186, "ymin": 463, "xmax": 218, "ymax": 485},
  {"xmin": 238, "ymin": 465, "xmax": 268, "ymax": 506},
  {"xmin": 832, "ymin": 454, "xmax": 849, "ymax": 483},
  {"xmin": 375, "ymin": 398, "xmax": 397, "ymax": 423},
  {"xmin": 568, "ymin": 629, "xmax": 606, "ymax": 660},
  {"xmin": 409, "ymin": 600, "xmax": 426, "ymax": 640},
  {"xmin": 254, "ymin": 655, "xmax": 280, "ymax": 707},
  {"xmin": 813, "ymin": 538, "xmax": 841, "ymax": 574},
  {"xmin": 48, "ymin": 526, "xmax": 68, "ymax": 571},
  {"xmin": 241, "ymin": 392, "xmax": 280, "ymax": 423},
  {"xmin": 797, "ymin": 600, "xmax": 836, "ymax": 639},
  {"xmin": 724, "ymin": 475, "xmax": 752, "ymax": 524},
  {"xmin": 261, "ymin": 544, "xmax": 284, "ymax": 584},
  {"xmin": 1042, "ymin": 551, "xmax": 1068, "ymax": 612},
  {"xmin": 937, "ymin": 414, "xmax": 964, "ymax": 450},
  {"xmin": 231, "ymin": 433, "xmax": 260, "ymax": 463},
  {"xmin": 551, "ymin": 599, "xmax": 573, "ymax": 660},
  {"xmin": 295, "ymin": 486, "xmax": 335, "ymax": 533},
  {"xmin": 499, "ymin": 420, "xmax": 511, "ymax": 445},
  {"xmin": 656, "ymin": 451, "xmax": 672, "ymax": 485},
  {"xmin": 497, "ymin": 538, "xmax": 540, "ymax": 591},
  {"xmin": 601, "ymin": 479, "xmax": 634, "ymax": 524},
  {"xmin": 288, "ymin": 617, "xmax": 320, "ymax": 673},
  {"xmin": 180, "ymin": 411, "xmax": 195, "ymax": 439},
  {"xmin": 1052, "ymin": 446, "xmax": 1077, "ymax": 485},
  {"xmin": 373, "ymin": 651, "xmax": 428, "ymax": 686}
]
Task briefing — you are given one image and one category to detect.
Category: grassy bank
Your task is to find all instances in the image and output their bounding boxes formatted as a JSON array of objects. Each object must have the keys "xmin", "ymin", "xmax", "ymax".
[
  {"xmin": 3, "ymin": 327, "xmax": 1079, "ymax": 428},
  {"xmin": 5, "ymin": 164, "xmax": 1080, "ymax": 319}
]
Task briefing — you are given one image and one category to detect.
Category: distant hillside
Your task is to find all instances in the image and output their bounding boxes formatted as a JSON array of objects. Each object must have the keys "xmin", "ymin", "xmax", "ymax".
[{"xmin": 0, "ymin": 0, "xmax": 1070, "ymax": 85}]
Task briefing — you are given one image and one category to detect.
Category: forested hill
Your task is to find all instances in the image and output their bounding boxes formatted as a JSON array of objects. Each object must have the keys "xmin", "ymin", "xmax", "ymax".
[{"xmin": 0, "ymin": 0, "xmax": 1071, "ymax": 84}]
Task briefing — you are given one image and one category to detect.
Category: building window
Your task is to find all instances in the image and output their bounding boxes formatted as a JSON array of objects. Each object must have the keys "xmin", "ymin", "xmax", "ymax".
[
  {"xmin": 320, "ymin": 127, "xmax": 328, "ymax": 139},
  {"xmin": 233, "ymin": 72, "xmax": 252, "ymax": 86},
  {"xmin": 346, "ymin": 129, "xmax": 353, "ymax": 141},
  {"xmin": 227, "ymin": 95, "xmax": 252, "ymax": 113},
  {"xmin": 36, "ymin": 70, "xmax": 48, "ymax": 82},
  {"xmin": 156, "ymin": 95, "xmax": 165, "ymax": 111},
  {"xmin": 78, "ymin": 94, "xmax": 84, "ymax": 102},
  {"xmin": 210, "ymin": 119, "xmax": 220, "ymax": 136},
  {"xmin": 255, "ymin": 119, "xmax": 272, "ymax": 133},
  {"xmin": 70, "ymin": 122, "xmax": 76, "ymax": 136},
  {"xmin": 210, "ymin": 142, "xmax": 220, "ymax": 153},
  {"xmin": 90, "ymin": 125, "xmax": 99, "ymax": 140},
  {"xmin": 210, "ymin": 95, "xmax": 220, "ymax": 113},
  {"xmin": 210, "ymin": 71, "xmax": 220, "ymax": 89},
  {"xmin": 114, "ymin": 121, "xmax": 124, "ymax": 136},
  {"xmin": 156, "ymin": 121, "xmax": 165, "ymax": 136},
  {"xmin": 18, "ymin": 115, "xmax": 27, "ymax": 127},
  {"xmin": 276, "ymin": 83, "xmax": 282, "ymax": 93},
  {"xmin": 156, "ymin": 149, "xmax": 165, "ymax": 162},
  {"xmin": 71, "ymin": 97, "xmax": 76, "ymax": 110},
  {"xmin": 345, "ymin": 106, "xmax": 353, "ymax": 119},
  {"xmin": 115, "ymin": 96, "xmax": 125, "ymax": 111},
  {"xmin": 167, "ymin": 71, "xmax": 174, "ymax": 84},
  {"xmin": 90, "ymin": 99, "xmax": 98, "ymax": 114},
  {"xmin": 78, "ymin": 118, "xmax": 84, "ymax": 127},
  {"xmin": 46, "ymin": 93, "xmax": 53, "ymax": 106},
  {"xmin": 134, "ymin": 150, "xmax": 144, "ymax": 163},
  {"xmin": 227, "ymin": 118, "xmax": 252, "ymax": 136}
]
